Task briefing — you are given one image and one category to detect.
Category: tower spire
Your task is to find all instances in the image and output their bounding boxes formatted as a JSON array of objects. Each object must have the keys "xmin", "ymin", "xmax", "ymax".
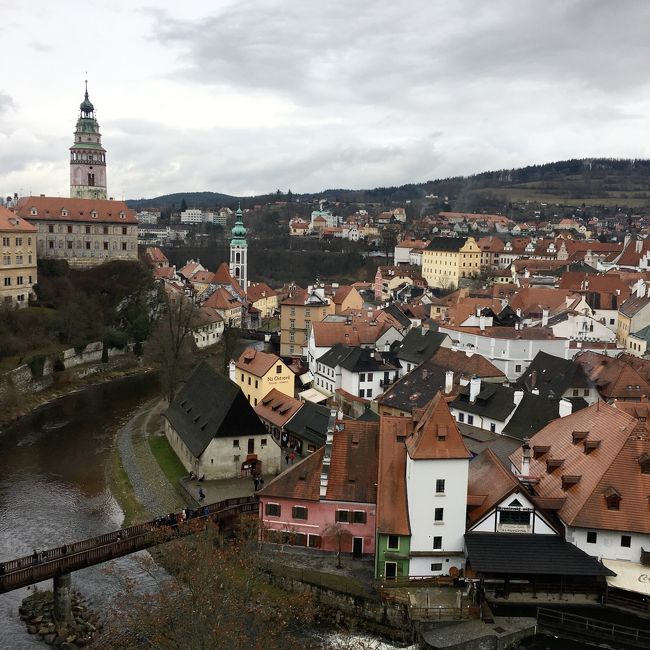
[{"xmin": 230, "ymin": 204, "xmax": 248, "ymax": 293}]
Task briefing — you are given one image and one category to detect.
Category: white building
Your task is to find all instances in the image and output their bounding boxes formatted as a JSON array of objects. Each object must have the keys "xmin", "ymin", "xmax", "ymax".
[
  {"xmin": 405, "ymin": 395, "xmax": 471, "ymax": 576},
  {"xmin": 180, "ymin": 209, "xmax": 204, "ymax": 224},
  {"xmin": 136, "ymin": 210, "xmax": 160, "ymax": 225}
]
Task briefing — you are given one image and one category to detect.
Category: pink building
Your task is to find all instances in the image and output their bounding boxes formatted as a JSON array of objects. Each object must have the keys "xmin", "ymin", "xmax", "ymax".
[{"xmin": 257, "ymin": 417, "xmax": 379, "ymax": 557}]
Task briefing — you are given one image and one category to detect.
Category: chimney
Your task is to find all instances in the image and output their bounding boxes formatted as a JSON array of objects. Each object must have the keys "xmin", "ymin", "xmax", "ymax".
[
  {"xmin": 636, "ymin": 238, "xmax": 643, "ymax": 254},
  {"xmin": 479, "ymin": 315, "xmax": 486, "ymax": 331},
  {"xmin": 469, "ymin": 376, "xmax": 481, "ymax": 403},
  {"xmin": 516, "ymin": 308, "xmax": 522, "ymax": 318},
  {"xmin": 558, "ymin": 398, "xmax": 573, "ymax": 418},
  {"xmin": 445, "ymin": 370, "xmax": 454, "ymax": 394},
  {"xmin": 521, "ymin": 438, "xmax": 531, "ymax": 477},
  {"xmin": 530, "ymin": 370, "xmax": 537, "ymax": 388},
  {"xmin": 228, "ymin": 359, "xmax": 236, "ymax": 382},
  {"xmin": 319, "ymin": 410, "xmax": 337, "ymax": 498},
  {"xmin": 531, "ymin": 388, "xmax": 540, "ymax": 395},
  {"xmin": 513, "ymin": 389, "xmax": 524, "ymax": 407},
  {"xmin": 541, "ymin": 308, "xmax": 549, "ymax": 327}
]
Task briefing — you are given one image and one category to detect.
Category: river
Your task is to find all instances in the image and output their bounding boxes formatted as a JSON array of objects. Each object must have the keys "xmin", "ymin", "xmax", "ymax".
[{"xmin": 0, "ymin": 373, "xmax": 160, "ymax": 648}]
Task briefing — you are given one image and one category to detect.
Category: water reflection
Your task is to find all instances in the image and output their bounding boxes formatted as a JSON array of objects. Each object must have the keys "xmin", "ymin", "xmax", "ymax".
[{"xmin": 0, "ymin": 374, "xmax": 161, "ymax": 648}]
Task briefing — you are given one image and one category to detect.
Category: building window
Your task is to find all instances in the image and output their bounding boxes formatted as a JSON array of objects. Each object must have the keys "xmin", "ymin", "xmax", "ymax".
[
  {"xmin": 434, "ymin": 507, "xmax": 444, "ymax": 522},
  {"xmin": 1, "ymin": 237, "xmax": 9, "ymax": 246},
  {"xmin": 103, "ymin": 242, "xmax": 109, "ymax": 250},
  {"xmin": 67, "ymin": 226, "xmax": 73, "ymax": 234},
  {"xmin": 433, "ymin": 536, "xmax": 442, "ymax": 550},
  {"xmin": 515, "ymin": 365, "xmax": 522, "ymax": 373},
  {"xmin": 387, "ymin": 535, "xmax": 399, "ymax": 550},
  {"xmin": 458, "ymin": 412, "xmax": 464, "ymax": 423},
  {"xmin": 586, "ymin": 531, "xmax": 597, "ymax": 544},
  {"xmin": 490, "ymin": 422, "xmax": 496, "ymax": 432},
  {"xmin": 2, "ymin": 255, "xmax": 10, "ymax": 265},
  {"xmin": 276, "ymin": 365, "xmax": 282, "ymax": 374},
  {"xmin": 289, "ymin": 332, "xmax": 295, "ymax": 342},
  {"xmin": 265, "ymin": 503, "xmax": 281, "ymax": 517},
  {"xmin": 122, "ymin": 227, "xmax": 127, "ymax": 235},
  {"xmin": 103, "ymin": 226, "xmax": 109, "ymax": 235},
  {"xmin": 621, "ymin": 535, "xmax": 631, "ymax": 548},
  {"xmin": 353, "ymin": 511, "xmax": 367, "ymax": 524},
  {"xmin": 335, "ymin": 510, "xmax": 349, "ymax": 523},
  {"xmin": 85, "ymin": 225, "xmax": 91, "ymax": 234},
  {"xmin": 367, "ymin": 389, "xmax": 372, "ymax": 398},
  {"xmin": 431, "ymin": 563, "xmax": 443, "ymax": 571},
  {"xmin": 435, "ymin": 479, "xmax": 445, "ymax": 494},
  {"xmin": 292, "ymin": 506, "xmax": 308, "ymax": 520},
  {"xmin": 48, "ymin": 225, "xmax": 54, "ymax": 233},
  {"xmin": 467, "ymin": 415, "xmax": 474, "ymax": 425},
  {"xmin": 359, "ymin": 373, "xmax": 365, "ymax": 382},
  {"xmin": 233, "ymin": 439, "xmax": 240, "ymax": 448},
  {"xmin": 359, "ymin": 389, "xmax": 365, "ymax": 398},
  {"xmin": 308, "ymin": 534, "xmax": 321, "ymax": 548},
  {"xmin": 16, "ymin": 276, "xmax": 23, "ymax": 285},
  {"xmin": 3, "ymin": 277, "xmax": 10, "ymax": 286}
]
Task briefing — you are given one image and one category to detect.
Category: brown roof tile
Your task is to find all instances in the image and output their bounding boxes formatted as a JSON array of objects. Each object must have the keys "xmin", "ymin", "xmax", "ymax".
[
  {"xmin": 235, "ymin": 347, "xmax": 285, "ymax": 378},
  {"xmin": 247, "ymin": 282, "xmax": 278, "ymax": 303},
  {"xmin": 311, "ymin": 320, "xmax": 392, "ymax": 347},
  {"xmin": 0, "ymin": 206, "xmax": 37, "ymax": 232},
  {"xmin": 406, "ymin": 392, "xmax": 471, "ymax": 460},
  {"xmin": 254, "ymin": 388, "xmax": 303, "ymax": 428},
  {"xmin": 15, "ymin": 196, "xmax": 136, "ymax": 224}
]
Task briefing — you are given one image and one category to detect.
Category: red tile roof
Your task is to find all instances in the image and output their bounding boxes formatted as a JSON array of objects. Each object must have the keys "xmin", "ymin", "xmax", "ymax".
[
  {"xmin": 406, "ymin": 392, "xmax": 471, "ymax": 460},
  {"xmin": 255, "ymin": 388, "xmax": 303, "ymax": 428},
  {"xmin": 510, "ymin": 402, "xmax": 650, "ymax": 534},
  {"xmin": 144, "ymin": 246, "xmax": 168, "ymax": 264},
  {"xmin": 212, "ymin": 262, "xmax": 244, "ymax": 297},
  {"xmin": 0, "ymin": 205, "xmax": 37, "ymax": 232},
  {"xmin": 311, "ymin": 320, "xmax": 392, "ymax": 347},
  {"xmin": 235, "ymin": 347, "xmax": 285, "ymax": 378},
  {"xmin": 15, "ymin": 196, "xmax": 136, "ymax": 224},
  {"xmin": 247, "ymin": 282, "xmax": 278, "ymax": 303},
  {"xmin": 377, "ymin": 416, "xmax": 411, "ymax": 535},
  {"xmin": 203, "ymin": 286, "xmax": 242, "ymax": 311},
  {"xmin": 573, "ymin": 351, "xmax": 650, "ymax": 399}
]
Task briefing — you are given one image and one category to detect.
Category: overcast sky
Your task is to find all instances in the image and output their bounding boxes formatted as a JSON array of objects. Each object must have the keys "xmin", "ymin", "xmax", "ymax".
[{"xmin": 2, "ymin": 0, "xmax": 650, "ymax": 200}]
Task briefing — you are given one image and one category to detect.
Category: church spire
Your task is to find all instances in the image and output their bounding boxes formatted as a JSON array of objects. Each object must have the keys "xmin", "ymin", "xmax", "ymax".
[
  {"xmin": 229, "ymin": 204, "xmax": 248, "ymax": 293},
  {"xmin": 70, "ymin": 81, "xmax": 107, "ymax": 199}
]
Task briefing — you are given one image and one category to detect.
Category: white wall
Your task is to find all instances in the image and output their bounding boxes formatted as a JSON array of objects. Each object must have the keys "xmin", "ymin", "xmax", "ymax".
[
  {"xmin": 406, "ymin": 456, "xmax": 469, "ymax": 577},
  {"xmin": 568, "ymin": 526, "xmax": 650, "ymax": 563},
  {"xmin": 469, "ymin": 493, "xmax": 556, "ymax": 535},
  {"xmin": 550, "ymin": 314, "xmax": 616, "ymax": 343}
]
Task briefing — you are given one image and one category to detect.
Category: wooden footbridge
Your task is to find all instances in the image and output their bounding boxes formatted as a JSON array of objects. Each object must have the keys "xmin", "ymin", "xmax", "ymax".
[{"xmin": 0, "ymin": 496, "xmax": 257, "ymax": 616}]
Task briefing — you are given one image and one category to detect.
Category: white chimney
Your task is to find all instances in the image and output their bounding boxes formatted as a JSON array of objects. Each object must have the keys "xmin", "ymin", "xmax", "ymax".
[
  {"xmin": 521, "ymin": 439, "xmax": 531, "ymax": 477},
  {"xmin": 558, "ymin": 398, "xmax": 573, "ymax": 418},
  {"xmin": 532, "ymin": 388, "xmax": 540, "ymax": 395},
  {"xmin": 636, "ymin": 238, "xmax": 643, "ymax": 254},
  {"xmin": 541, "ymin": 308, "xmax": 549, "ymax": 328},
  {"xmin": 513, "ymin": 389, "xmax": 524, "ymax": 407},
  {"xmin": 479, "ymin": 315, "xmax": 486, "ymax": 331},
  {"xmin": 445, "ymin": 370, "xmax": 454, "ymax": 394},
  {"xmin": 228, "ymin": 359, "xmax": 236, "ymax": 382},
  {"xmin": 469, "ymin": 376, "xmax": 481, "ymax": 403}
]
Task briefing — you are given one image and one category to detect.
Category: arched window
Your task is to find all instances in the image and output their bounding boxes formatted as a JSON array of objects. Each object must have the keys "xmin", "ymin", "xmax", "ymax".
[{"xmin": 236, "ymin": 252, "xmax": 240, "ymax": 263}]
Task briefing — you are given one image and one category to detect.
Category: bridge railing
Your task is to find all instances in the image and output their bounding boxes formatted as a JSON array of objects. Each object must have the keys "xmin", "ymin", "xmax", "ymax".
[{"xmin": 0, "ymin": 496, "xmax": 257, "ymax": 593}]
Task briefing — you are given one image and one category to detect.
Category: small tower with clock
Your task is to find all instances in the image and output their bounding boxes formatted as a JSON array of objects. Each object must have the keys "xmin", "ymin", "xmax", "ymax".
[{"xmin": 70, "ymin": 82, "xmax": 107, "ymax": 199}]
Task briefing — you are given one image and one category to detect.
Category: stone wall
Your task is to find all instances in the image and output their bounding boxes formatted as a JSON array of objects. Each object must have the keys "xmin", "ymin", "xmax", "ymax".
[{"xmin": 264, "ymin": 571, "xmax": 412, "ymax": 642}]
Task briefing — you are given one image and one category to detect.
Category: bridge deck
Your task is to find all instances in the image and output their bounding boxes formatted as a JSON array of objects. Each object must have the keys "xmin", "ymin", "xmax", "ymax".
[{"xmin": 0, "ymin": 496, "xmax": 257, "ymax": 594}]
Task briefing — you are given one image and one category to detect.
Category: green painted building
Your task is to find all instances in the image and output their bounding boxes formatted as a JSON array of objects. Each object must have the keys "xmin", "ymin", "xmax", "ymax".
[{"xmin": 375, "ymin": 533, "xmax": 410, "ymax": 579}]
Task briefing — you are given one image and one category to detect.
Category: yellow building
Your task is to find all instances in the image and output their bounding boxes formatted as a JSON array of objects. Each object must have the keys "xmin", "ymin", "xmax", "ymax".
[
  {"xmin": 329, "ymin": 285, "xmax": 363, "ymax": 315},
  {"xmin": 247, "ymin": 282, "xmax": 279, "ymax": 319},
  {"xmin": 0, "ymin": 206, "xmax": 38, "ymax": 307},
  {"xmin": 280, "ymin": 286, "xmax": 335, "ymax": 357},
  {"xmin": 233, "ymin": 347, "xmax": 295, "ymax": 406},
  {"xmin": 421, "ymin": 236, "xmax": 481, "ymax": 289}
]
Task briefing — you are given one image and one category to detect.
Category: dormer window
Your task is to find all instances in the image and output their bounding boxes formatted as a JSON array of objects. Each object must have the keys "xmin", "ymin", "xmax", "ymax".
[
  {"xmin": 561, "ymin": 475, "xmax": 581, "ymax": 490},
  {"xmin": 584, "ymin": 439, "xmax": 601, "ymax": 454},
  {"xmin": 91, "ymin": 211, "xmax": 98, "ymax": 219},
  {"xmin": 546, "ymin": 458, "xmax": 564, "ymax": 473},
  {"xmin": 639, "ymin": 453, "xmax": 650, "ymax": 475},
  {"xmin": 119, "ymin": 212, "xmax": 126, "ymax": 220},
  {"xmin": 533, "ymin": 445, "xmax": 551, "ymax": 459},
  {"xmin": 61, "ymin": 209, "xmax": 68, "ymax": 217},
  {"xmin": 604, "ymin": 487, "xmax": 621, "ymax": 510},
  {"xmin": 572, "ymin": 431, "xmax": 588, "ymax": 444},
  {"xmin": 30, "ymin": 208, "xmax": 38, "ymax": 216}
]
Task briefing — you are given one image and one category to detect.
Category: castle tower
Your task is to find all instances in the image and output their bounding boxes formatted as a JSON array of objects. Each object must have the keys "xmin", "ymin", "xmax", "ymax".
[
  {"xmin": 229, "ymin": 204, "xmax": 248, "ymax": 293},
  {"xmin": 70, "ymin": 82, "xmax": 107, "ymax": 199}
]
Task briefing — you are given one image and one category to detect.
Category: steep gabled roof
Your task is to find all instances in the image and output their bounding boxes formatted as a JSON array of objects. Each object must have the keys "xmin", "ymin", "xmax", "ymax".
[
  {"xmin": 397, "ymin": 327, "xmax": 449, "ymax": 365},
  {"xmin": 619, "ymin": 294, "xmax": 650, "ymax": 318},
  {"xmin": 516, "ymin": 351, "xmax": 592, "ymax": 398},
  {"xmin": 0, "ymin": 206, "xmax": 37, "ymax": 232},
  {"xmin": 212, "ymin": 262, "xmax": 244, "ymax": 297},
  {"xmin": 406, "ymin": 392, "xmax": 471, "ymax": 460},
  {"xmin": 165, "ymin": 361, "xmax": 266, "ymax": 458},
  {"xmin": 247, "ymin": 282, "xmax": 278, "ymax": 303},
  {"xmin": 377, "ymin": 417, "xmax": 411, "ymax": 535},
  {"xmin": 509, "ymin": 401, "xmax": 650, "ymax": 533},
  {"xmin": 284, "ymin": 400, "xmax": 330, "ymax": 447},
  {"xmin": 235, "ymin": 347, "xmax": 285, "ymax": 378},
  {"xmin": 255, "ymin": 389, "xmax": 304, "ymax": 429}
]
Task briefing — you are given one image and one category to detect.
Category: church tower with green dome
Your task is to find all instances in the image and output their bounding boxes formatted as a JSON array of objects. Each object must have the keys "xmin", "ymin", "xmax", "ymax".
[
  {"xmin": 229, "ymin": 204, "xmax": 248, "ymax": 293},
  {"xmin": 70, "ymin": 82, "xmax": 107, "ymax": 199}
]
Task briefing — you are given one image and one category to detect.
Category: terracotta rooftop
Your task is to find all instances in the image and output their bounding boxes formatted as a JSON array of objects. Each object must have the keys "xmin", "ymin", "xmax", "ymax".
[
  {"xmin": 212, "ymin": 262, "xmax": 244, "ymax": 297},
  {"xmin": 235, "ymin": 347, "xmax": 285, "ymax": 378},
  {"xmin": 311, "ymin": 320, "xmax": 392, "ymax": 347},
  {"xmin": 441, "ymin": 324, "xmax": 563, "ymax": 341},
  {"xmin": 406, "ymin": 392, "xmax": 471, "ymax": 460},
  {"xmin": 247, "ymin": 282, "xmax": 278, "ymax": 303},
  {"xmin": 15, "ymin": 196, "xmax": 136, "ymax": 224},
  {"xmin": 430, "ymin": 347, "xmax": 505, "ymax": 378},
  {"xmin": 509, "ymin": 401, "xmax": 650, "ymax": 534},
  {"xmin": 178, "ymin": 260, "xmax": 204, "ymax": 279},
  {"xmin": 255, "ymin": 388, "xmax": 303, "ymax": 429},
  {"xmin": 203, "ymin": 286, "xmax": 242, "ymax": 311},
  {"xmin": 573, "ymin": 351, "xmax": 650, "ymax": 399},
  {"xmin": 376, "ymin": 417, "xmax": 411, "ymax": 536},
  {"xmin": 0, "ymin": 205, "xmax": 37, "ymax": 232}
]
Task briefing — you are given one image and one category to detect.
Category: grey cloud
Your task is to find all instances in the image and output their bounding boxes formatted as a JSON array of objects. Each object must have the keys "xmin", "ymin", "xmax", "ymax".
[{"xmin": 0, "ymin": 93, "xmax": 15, "ymax": 114}]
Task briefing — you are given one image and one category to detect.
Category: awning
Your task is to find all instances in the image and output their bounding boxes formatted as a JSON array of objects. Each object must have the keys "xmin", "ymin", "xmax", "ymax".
[
  {"xmin": 299, "ymin": 371, "xmax": 314, "ymax": 385},
  {"xmin": 602, "ymin": 559, "xmax": 650, "ymax": 596},
  {"xmin": 298, "ymin": 388, "xmax": 329, "ymax": 404}
]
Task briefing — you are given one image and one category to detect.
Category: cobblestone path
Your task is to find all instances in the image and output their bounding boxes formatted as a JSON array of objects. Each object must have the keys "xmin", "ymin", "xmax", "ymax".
[{"xmin": 116, "ymin": 398, "xmax": 186, "ymax": 518}]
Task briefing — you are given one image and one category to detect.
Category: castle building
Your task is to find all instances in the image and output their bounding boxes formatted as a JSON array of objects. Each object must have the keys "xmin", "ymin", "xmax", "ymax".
[
  {"xmin": 70, "ymin": 83, "xmax": 107, "ymax": 200},
  {"xmin": 229, "ymin": 205, "xmax": 248, "ymax": 293}
]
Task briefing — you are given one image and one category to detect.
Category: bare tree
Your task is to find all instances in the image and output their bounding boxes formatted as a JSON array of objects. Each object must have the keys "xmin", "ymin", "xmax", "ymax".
[
  {"xmin": 97, "ymin": 521, "xmax": 315, "ymax": 649},
  {"xmin": 323, "ymin": 524, "xmax": 353, "ymax": 569},
  {"xmin": 147, "ymin": 288, "xmax": 198, "ymax": 403}
]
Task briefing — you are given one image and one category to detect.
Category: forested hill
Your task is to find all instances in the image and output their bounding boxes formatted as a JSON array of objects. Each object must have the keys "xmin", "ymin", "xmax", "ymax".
[{"xmin": 126, "ymin": 158, "xmax": 650, "ymax": 211}]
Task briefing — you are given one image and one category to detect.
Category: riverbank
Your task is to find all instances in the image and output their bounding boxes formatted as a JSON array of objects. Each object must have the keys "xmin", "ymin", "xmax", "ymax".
[{"xmin": 0, "ymin": 356, "xmax": 156, "ymax": 432}]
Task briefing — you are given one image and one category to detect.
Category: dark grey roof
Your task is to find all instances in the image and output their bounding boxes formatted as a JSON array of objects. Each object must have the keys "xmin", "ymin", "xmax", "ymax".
[
  {"xmin": 284, "ymin": 400, "xmax": 330, "ymax": 447},
  {"xmin": 459, "ymin": 424, "xmax": 522, "ymax": 466},
  {"xmin": 397, "ymin": 327, "xmax": 449, "ymax": 365},
  {"xmin": 516, "ymin": 351, "xmax": 592, "ymax": 398},
  {"xmin": 501, "ymin": 393, "xmax": 587, "ymax": 440},
  {"xmin": 319, "ymin": 344, "xmax": 398, "ymax": 374},
  {"xmin": 631, "ymin": 324, "xmax": 650, "ymax": 342},
  {"xmin": 165, "ymin": 361, "xmax": 266, "ymax": 458},
  {"xmin": 378, "ymin": 362, "xmax": 451, "ymax": 412},
  {"xmin": 356, "ymin": 405, "xmax": 380, "ymax": 422},
  {"xmin": 464, "ymin": 533, "xmax": 615, "ymax": 576},
  {"xmin": 426, "ymin": 237, "xmax": 468, "ymax": 252},
  {"xmin": 383, "ymin": 303, "xmax": 411, "ymax": 329},
  {"xmin": 451, "ymin": 384, "xmax": 515, "ymax": 421}
]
